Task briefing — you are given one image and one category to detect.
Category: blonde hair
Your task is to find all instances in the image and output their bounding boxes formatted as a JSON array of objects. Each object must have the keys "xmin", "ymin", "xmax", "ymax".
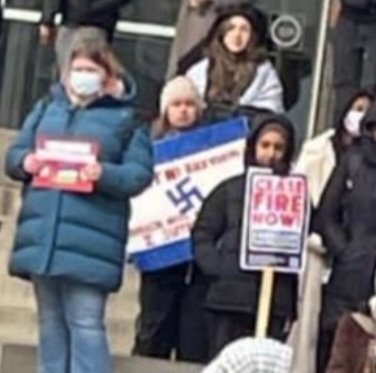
[{"xmin": 67, "ymin": 39, "xmax": 124, "ymax": 78}]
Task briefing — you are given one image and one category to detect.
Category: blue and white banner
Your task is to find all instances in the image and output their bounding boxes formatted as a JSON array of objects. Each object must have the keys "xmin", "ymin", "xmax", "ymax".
[{"xmin": 128, "ymin": 118, "xmax": 249, "ymax": 271}]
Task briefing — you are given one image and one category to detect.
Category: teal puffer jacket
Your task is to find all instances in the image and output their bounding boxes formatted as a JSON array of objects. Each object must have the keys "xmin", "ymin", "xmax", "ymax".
[{"xmin": 5, "ymin": 80, "xmax": 153, "ymax": 292}]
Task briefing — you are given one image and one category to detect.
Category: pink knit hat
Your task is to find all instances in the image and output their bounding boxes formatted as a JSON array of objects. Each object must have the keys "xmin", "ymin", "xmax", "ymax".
[{"xmin": 160, "ymin": 76, "xmax": 204, "ymax": 117}]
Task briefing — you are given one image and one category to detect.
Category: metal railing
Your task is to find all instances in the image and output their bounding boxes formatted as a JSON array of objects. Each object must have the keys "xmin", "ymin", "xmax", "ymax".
[{"xmin": 3, "ymin": 7, "xmax": 175, "ymax": 38}]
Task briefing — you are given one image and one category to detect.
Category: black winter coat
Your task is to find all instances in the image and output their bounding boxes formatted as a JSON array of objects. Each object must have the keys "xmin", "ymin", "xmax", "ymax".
[
  {"xmin": 342, "ymin": 0, "xmax": 376, "ymax": 23},
  {"xmin": 41, "ymin": 0, "xmax": 130, "ymax": 37},
  {"xmin": 192, "ymin": 174, "xmax": 297, "ymax": 317},
  {"xmin": 319, "ymin": 147, "xmax": 376, "ymax": 329}
]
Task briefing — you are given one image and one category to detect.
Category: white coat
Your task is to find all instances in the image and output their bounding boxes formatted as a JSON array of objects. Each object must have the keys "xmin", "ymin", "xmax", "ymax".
[
  {"xmin": 186, "ymin": 58, "xmax": 284, "ymax": 113},
  {"xmin": 289, "ymin": 128, "xmax": 337, "ymax": 373}
]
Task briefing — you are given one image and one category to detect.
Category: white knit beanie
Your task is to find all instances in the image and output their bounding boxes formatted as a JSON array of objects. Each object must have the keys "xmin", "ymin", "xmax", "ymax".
[{"xmin": 160, "ymin": 76, "xmax": 204, "ymax": 117}]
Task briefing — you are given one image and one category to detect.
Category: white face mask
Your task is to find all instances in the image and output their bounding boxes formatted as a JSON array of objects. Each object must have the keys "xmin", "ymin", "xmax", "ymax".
[
  {"xmin": 344, "ymin": 110, "xmax": 366, "ymax": 137},
  {"xmin": 70, "ymin": 70, "xmax": 103, "ymax": 97}
]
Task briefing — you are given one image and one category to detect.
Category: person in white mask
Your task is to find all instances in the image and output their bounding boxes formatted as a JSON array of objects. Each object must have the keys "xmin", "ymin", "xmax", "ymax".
[
  {"xmin": 62, "ymin": 39, "xmax": 125, "ymax": 107},
  {"xmin": 5, "ymin": 39, "xmax": 153, "ymax": 373},
  {"xmin": 296, "ymin": 90, "xmax": 374, "ymax": 211},
  {"xmin": 292, "ymin": 90, "xmax": 374, "ymax": 373}
]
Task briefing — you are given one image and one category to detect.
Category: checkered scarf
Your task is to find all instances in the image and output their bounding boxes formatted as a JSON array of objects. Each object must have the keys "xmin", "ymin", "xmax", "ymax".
[{"xmin": 202, "ymin": 338, "xmax": 292, "ymax": 373}]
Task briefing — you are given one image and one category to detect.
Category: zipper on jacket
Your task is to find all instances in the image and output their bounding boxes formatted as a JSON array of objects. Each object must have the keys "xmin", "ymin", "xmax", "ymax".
[
  {"xmin": 66, "ymin": 106, "xmax": 79, "ymax": 135},
  {"xmin": 43, "ymin": 106, "xmax": 79, "ymax": 273},
  {"xmin": 185, "ymin": 263, "xmax": 194, "ymax": 285}
]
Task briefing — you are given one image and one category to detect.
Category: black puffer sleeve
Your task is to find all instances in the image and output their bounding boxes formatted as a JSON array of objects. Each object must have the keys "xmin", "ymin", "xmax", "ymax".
[
  {"xmin": 192, "ymin": 181, "xmax": 228, "ymax": 277},
  {"xmin": 318, "ymin": 155, "xmax": 349, "ymax": 257}
]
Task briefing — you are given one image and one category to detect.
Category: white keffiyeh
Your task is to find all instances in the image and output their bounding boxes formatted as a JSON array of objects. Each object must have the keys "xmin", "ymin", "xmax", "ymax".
[{"xmin": 202, "ymin": 338, "xmax": 292, "ymax": 373}]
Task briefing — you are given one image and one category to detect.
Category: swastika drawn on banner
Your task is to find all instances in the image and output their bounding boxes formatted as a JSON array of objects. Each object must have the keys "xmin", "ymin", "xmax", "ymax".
[{"xmin": 166, "ymin": 177, "xmax": 204, "ymax": 214}]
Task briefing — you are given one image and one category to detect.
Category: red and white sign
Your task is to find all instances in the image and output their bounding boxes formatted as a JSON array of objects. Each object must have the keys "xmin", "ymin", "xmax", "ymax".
[
  {"xmin": 240, "ymin": 168, "xmax": 310, "ymax": 274},
  {"xmin": 33, "ymin": 136, "xmax": 99, "ymax": 193}
]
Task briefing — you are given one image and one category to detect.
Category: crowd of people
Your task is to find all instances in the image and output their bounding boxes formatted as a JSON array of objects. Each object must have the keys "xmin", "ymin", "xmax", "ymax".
[{"xmin": 2, "ymin": 0, "xmax": 376, "ymax": 372}]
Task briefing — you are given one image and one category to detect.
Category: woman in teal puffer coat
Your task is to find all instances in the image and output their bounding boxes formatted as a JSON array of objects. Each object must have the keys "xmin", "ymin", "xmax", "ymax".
[{"xmin": 5, "ymin": 39, "xmax": 153, "ymax": 373}]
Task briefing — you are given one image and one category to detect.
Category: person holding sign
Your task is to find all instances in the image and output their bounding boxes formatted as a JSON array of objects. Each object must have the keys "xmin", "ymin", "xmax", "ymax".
[
  {"xmin": 5, "ymin": 40, "xmax": 153, "ymax": 373},
  {"xmin": 318, "ymin": 102, "xmax": 376, "ymax": 373},
  {"xmin": 133, "ymin": 76, "xmax": 211, "ymax": 362},
  {"xmin": 192, "ymin": 113, "xmax": 298, "ymax": 359},
  {"xmin": 151, "ymin": 76, "xmax": 204, "ymax": 139}
]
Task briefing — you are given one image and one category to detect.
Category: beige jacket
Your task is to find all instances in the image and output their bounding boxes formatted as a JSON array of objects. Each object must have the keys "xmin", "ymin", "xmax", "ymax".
[
  {"xmin": 290, "ymin": 129, "xmax": 337, "ymax": 373},
  {"xmin": 295, "ymin": 128, "xmax": 336, "ymax": 208}
]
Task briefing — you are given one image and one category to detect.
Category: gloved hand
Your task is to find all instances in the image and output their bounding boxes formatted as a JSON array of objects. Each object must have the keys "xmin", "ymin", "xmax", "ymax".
[{"xmin": 307, "ymin": 233, "xmax": 326, "ymax": 256}]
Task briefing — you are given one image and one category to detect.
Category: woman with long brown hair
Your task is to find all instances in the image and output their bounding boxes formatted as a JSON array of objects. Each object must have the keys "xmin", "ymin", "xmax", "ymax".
[{"xmin": 186, "ymin": 3, "xmax": 284, "ymax": 114}]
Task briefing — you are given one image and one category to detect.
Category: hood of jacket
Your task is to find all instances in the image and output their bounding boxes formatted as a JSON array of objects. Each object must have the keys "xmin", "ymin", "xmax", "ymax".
[
  {"xmin": 244, "ymin": 113, "xmax": 295, "ymax": 173},
  {"xmin": 205, "ymin": 2, "xmax": 268, "ymax": 48},
  {"xmin": 359, "ymin": 102, "xmax": 376, "ymax": 166},
  {"xmin": 361, "ymin": 102, "xmax": 376, "ymax": 137},
  {"xmin": 335, "ymin": 90, "xmax": 375, "ymax": 132}
]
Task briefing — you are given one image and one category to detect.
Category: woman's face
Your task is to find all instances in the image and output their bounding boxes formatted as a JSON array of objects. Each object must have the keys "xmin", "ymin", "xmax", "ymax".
[
  {"xmin": 255, "ymin": 127, "xmax": 287, "ymax": 168},
  {"xmin": 167, "ymin": 97, "xmax": 199, "ymax": 130},
  {"xmin": 69, "ymin": 56, "xmax": 107, "ymax": 97},
  {"xmin": 343, "ymin": 95, "xmax": 373, "ymax": 138},
  {"xmin": 222, "ymin": 15, "xmax": 253, "ymax": 54}
]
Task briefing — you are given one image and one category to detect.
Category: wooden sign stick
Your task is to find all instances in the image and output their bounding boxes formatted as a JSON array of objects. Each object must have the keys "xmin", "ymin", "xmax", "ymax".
[{"xmin": 255, "ymin": 267, "xmax": 275, "ymax": 338}]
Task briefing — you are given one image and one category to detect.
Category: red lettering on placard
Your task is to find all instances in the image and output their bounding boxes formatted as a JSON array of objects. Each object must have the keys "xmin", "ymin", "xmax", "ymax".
[
  {"xmin": 291, "ymin": 195, "xmax": 303, "ymax": 214},
  {"xmin": 165, "ymin": 167, "xmax": 180, "ymax": 181},
  {"xmin": 250, "ymin": 212, "xmax": 299, "ymax": 227},
  {"xmin": 185, "ymin": 160, "xmax": 208, "ymax": 173},
  {"xmin": 275, "ymin": 194, "xmax": 289, "ymax": 211},
  {"xmin": 252, "ymin": 213, "xmax": 264, "ymax": 224},
  {"xmin": 280, "ymin": 213, "xmax": 298, "ymax": 227}
]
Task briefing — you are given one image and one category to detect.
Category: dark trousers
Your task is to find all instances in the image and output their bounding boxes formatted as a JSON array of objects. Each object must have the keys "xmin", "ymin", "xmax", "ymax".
[
  {"xmin": 177, "ymin": 279, "xmax": 210, "ymax": 363},
  {"xmin": 316, "ymin": 327, "xmax": 336, "ymax": 373},
  {"xmin": 316, "ymin": 288, "xmax": 343, "ymax": 373},
  {"xmin": 333, "ymin": 15, "xmax": 376, "ymax": 122},
  {"xmin": 132, "ymin": 265, "xmax": 210, "ymax": 363},
  {"xmin": 207, "ymin": 310, "xmax": 290, "ymax": 360}
]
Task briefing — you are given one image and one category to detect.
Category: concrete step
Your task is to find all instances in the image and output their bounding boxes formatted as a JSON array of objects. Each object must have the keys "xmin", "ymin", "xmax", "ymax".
[
  {"xmin": 0, "ymin": 305, "xmax": 138, "ymax": 355},
  {"xmin": 0, "ymin": 266, "xmax": 142, "ymax": 355},
  {"xmin": 0, "ymin": 181, "xmax": 144, "ymax": 356},
  {"xmin": 0, "ymin": 129, "xmax": 18, "ymax": 188},
  {"xmin": 0, "ymin": 344, "xmax": 203, "ymax": 373}
]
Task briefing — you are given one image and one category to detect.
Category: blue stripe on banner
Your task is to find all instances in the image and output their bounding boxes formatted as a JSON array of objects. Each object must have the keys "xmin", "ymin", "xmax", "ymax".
[
  {"xmin": 154, "ymin": 117, "xmax": 249, "ymax": 164},
  {"xmin": 132, "ymin": 240, "xmax": 193, "ymax": 272}
]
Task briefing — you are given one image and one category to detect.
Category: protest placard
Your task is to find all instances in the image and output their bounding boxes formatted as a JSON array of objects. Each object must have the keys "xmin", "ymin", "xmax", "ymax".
[
  {"xmin": 238, "ymin": 167, "xmax": 310, "ymax": 337},
  {"xmin": 240, "ymin": 167, "xmax": 310, "ymax": 274},
  {"xmin": 33, "ymin": 136, "xmax": 98, "ymax": 193},
  {"xmin": 128, "ymin": 118, "xmax": 249, "ymax": 271}
]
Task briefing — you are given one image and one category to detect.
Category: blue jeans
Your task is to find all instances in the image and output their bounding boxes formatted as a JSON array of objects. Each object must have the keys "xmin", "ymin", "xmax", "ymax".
[{"xmin": 33, "ymin": 276, "xmax": 112, "ymax": 373}]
